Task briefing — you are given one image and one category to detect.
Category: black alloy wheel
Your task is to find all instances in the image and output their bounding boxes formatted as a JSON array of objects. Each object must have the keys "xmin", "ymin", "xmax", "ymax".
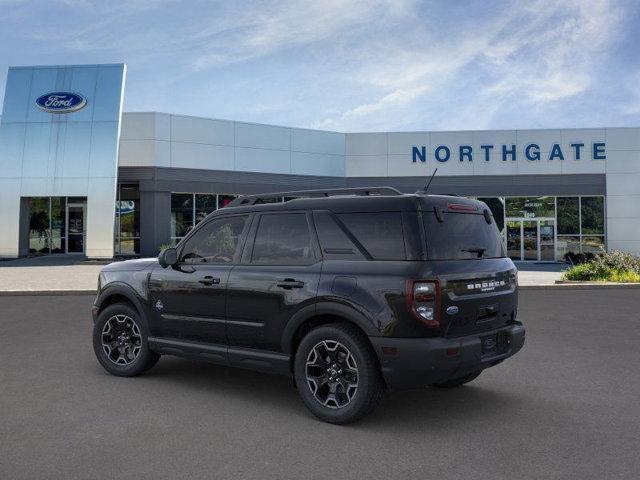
[
  {"xmin": 305, "ymin": 340, "xmax": 359, "ymax": 409},
  {"xmin": 294, "ymin": 323, "xmax": 384, "ymax": 424},
  {"xmin": 93, "ymin": 303, "xmax": 159, "ymax": 377},
  {"xmin": 101, "ymin": 314, "xmax": 143, "ymax": 366}
]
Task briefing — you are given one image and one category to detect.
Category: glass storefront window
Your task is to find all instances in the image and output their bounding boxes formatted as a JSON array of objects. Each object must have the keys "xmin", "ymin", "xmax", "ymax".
[
  {"xmin": 119, "ymin": 186, "xmax": 140, "ymax": 238},
  {"xmin": 118, "ymin": 239, "xmax": 139, "ymax": 255},
  {"xmin": 29, "ymin": 197, "xmax": 50, "ymax": 254},
  {"xmin": 27, "ymin": 196, "xmax": 85, "ymax": 255},
  {"xmin": 581, "ymin": 197, "xmax": 605, "ymax": 234},
  {"xmin": 171, "ymin": 193, "xmax": 194, "ymax": 241},
  {"xmin": 50, "ymin": 197, "xmax": 66, "ymax": 244},
  {"xmin": 557, "ymin": 235, "xmax": 581, "ymax": 259},
  {"xmin": 505, "ymin": 196, "xmax": 555, "ymax": 218},
  {"xmin": 195, "ymin": 194, "xmax": 217, "ymax": 224},
  {"xmin": 114, "ymin": 184, "xmax": 140, "ymax": 255},
  {"xmin": 582, "ymin": 236, "xmax": 606, "ymax": 254},
  {"xmin": 557, "ymin": 197, "xmax": 579, "ymax": 235},
  {"xmin": 504, "ymin": 195, "xmax": 605, "ymax": 261},
  {"xmin": 50, "ymin": 235, "xmax": 66, "ymax": 254}
]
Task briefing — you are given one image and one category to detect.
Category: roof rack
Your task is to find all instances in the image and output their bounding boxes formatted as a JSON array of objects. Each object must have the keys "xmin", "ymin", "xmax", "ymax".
[{"xmin": 227, "ymin": 187, "xmax": 403, "ymax": 207}]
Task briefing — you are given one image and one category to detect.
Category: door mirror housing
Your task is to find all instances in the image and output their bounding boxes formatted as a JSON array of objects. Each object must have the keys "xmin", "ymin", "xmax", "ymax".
[{"xmin": 158, "ymin": 247, "xmax": 178, "ymax": 268}]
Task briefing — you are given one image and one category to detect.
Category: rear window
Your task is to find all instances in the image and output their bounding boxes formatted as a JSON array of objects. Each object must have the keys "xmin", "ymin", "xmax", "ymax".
[
  {"xmin": 423, "ymin": 212, "xmax": 505, "ymax": 260},
  {"xmin": 337, "ymin": 212, "xmax": 406, "ymax": 260}
]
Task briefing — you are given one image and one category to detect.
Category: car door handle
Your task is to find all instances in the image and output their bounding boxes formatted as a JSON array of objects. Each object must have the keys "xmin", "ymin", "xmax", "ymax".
[
  {"xmin": 276, "ymin": 278, "xmax": 305, "ymax": 289},
  {"xmin": 198, "ymin": 276, "xmax": 221, "ymax": 286}
]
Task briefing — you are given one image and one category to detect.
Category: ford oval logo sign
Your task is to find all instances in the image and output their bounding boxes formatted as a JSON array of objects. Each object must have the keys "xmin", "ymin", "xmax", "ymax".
[{"xmin": 35, "ymin": 92, "xmax": 87, "ymax": 114}]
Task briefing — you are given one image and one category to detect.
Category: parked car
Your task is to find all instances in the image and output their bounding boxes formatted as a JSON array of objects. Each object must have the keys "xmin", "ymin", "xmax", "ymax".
[{"xmin": 92, "ymin": 187, "xmax": 525, "ymax": 424}]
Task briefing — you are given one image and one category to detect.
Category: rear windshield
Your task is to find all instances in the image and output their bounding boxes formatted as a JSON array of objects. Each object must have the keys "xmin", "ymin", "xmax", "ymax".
[{"xmin": 423, "ymin": 211, "xmax": 505, "ymax": 260}]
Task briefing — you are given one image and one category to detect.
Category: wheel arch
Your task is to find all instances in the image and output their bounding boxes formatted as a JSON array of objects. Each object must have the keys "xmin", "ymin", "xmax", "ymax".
[
  {"xmin": 281, "ymin": 302, "xmax": 380, "ymax": 357},
  {"xmin": 96, "ymin": 283, "xmax": 146, "ymax": 320}
]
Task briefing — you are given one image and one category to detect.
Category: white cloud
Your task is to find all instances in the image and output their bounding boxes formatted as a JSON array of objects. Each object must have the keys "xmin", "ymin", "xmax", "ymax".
[
  {"xmin": 190, "ymin": 0, "xmax": 412, "ymax": 69},
  {"xmin": 482, "ymin": 0, "xmax": 621, "ymax": 103},
  {"xmin": 1, "ymin": 0, "xmax": 631, "ymax": 130},
  {"xmin": 314, "ymin": 0, "xmax": 625, "ymax": 130}
]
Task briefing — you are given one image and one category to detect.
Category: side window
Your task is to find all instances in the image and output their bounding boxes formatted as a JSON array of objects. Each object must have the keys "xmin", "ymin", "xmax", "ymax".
[
  {"xmin": 337, "ymin": 212, "xmax": 406, "ymax": 260},
  {"xmin": 251, "ymin": 213, "xmax": 314, "ymax": 265},
  {"xmin": 313, "ymin": 211, "xmax": 366, "ymax": 261},
  {"xmin": 180, "ymin": 215, "xmax": 248, "ymax": 264}
]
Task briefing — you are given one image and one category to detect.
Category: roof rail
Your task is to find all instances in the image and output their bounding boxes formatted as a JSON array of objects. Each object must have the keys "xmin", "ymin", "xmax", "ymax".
[{"xmin": 227, "ymin": 187, "xmax": 403, "ymax": 207}]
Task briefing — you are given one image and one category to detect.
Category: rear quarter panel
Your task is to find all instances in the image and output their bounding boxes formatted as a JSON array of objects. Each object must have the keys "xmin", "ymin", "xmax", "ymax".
[{"xmin": 318, "ymin": 260, "xmax": 432, "ymax": 338}]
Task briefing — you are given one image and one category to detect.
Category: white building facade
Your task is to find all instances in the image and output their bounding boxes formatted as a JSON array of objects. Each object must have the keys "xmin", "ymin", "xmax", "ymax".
[{"xmin": 1, "ymin": 64, "xmax": 639, "ymax": 260}]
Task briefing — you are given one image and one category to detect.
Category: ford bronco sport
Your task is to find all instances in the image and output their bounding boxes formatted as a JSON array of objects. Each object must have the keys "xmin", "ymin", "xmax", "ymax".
[{"xmin": 92, "ymin": 187, "xmax": 525, "ymax": 424}]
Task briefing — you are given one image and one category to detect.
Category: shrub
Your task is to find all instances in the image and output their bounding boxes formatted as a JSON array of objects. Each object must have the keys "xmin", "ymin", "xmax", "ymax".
[
  {"xmin": 563, "ymin": 250, "xmax": 640, "ymax": 282},
  {"xmin": 593, "ymin": 250, "xmax": 640, "ymax": 273},
  {"xmin": 563, "ymin": 252, "xmax": 595, "ymax": 264}
]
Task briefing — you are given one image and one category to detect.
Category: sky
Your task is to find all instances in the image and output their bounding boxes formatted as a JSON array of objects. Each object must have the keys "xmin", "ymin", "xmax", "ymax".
[{"xmin": 0, "ymin": 0, "xmax": 639, "ymax": 132}]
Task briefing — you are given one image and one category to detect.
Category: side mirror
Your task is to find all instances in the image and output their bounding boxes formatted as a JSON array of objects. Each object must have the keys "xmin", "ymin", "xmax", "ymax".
[{"xmin": 158, "ymin": 247, "xmax": 178, "ymax": 268}]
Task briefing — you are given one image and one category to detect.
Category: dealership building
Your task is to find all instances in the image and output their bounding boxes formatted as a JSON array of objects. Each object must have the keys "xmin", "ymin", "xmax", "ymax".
[{"xmin": 1, "ymin": 63, "xmax": 639, "ymax": 261}]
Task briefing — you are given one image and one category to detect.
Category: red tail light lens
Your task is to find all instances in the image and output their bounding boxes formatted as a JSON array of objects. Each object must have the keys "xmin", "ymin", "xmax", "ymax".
[
  {"xmin": 406, "ymin": 280, "xmax": 440, "ymax": 327},
  {"xmin": 448, "ymin": 203, "xmax": 477, "ymax": 212}
]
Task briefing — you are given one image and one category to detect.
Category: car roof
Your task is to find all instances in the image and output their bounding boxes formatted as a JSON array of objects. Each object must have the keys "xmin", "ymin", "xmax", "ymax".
[{"xmin": 210, "ymin": 194, "xmax": 486, "ymax": 216}]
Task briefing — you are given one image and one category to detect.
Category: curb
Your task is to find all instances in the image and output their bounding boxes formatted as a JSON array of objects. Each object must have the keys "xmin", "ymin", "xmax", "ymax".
[{"xmin": 0, "ymin": 290, "xmax": 96, "ymax": 296}]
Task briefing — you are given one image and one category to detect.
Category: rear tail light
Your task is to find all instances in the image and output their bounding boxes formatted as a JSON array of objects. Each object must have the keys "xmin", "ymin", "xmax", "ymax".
[
  {"xmin": 406, "ymin": 280, "xmax": 440, "ymax": 327},
  {"xmin": 448, "ymin": 203, "xmax": 478, "ymax": 212}
]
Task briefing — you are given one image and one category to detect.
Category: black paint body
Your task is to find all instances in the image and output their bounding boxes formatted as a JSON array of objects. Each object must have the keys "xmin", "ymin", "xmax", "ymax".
[{"xmin": 92, "ymin": 194, "xmax": 525, "ymax": 389}]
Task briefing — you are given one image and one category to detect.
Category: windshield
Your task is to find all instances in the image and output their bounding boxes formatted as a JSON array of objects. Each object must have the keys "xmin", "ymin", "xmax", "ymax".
[{"xmin": 423, "ymin": 211, "xmax": 506, "ymax": 260}]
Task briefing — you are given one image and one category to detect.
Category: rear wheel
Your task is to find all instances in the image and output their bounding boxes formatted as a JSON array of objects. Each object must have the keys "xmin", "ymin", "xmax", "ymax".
[
  {"xmin": 432, "ymin": 370, "xmax": 482, "ymax": 388},
  {"xmin": 294, "ymin": 323, "xmax": 384, "ymax": 424},
  {"xmin": 93, "ymin": 303, "xmax": 160, "ymax": 377}
]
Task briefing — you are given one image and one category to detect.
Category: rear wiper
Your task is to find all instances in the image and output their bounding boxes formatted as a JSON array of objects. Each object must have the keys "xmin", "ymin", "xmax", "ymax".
[{"xmin": 461, "ymin": 247, "xmax": 486, "ymax": 258}]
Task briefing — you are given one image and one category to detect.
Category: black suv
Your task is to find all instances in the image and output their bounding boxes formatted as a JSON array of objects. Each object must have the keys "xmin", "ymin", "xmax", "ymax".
[{"xmin": 92, "ymin": 187, "xmax": 525, "ymax": 424}]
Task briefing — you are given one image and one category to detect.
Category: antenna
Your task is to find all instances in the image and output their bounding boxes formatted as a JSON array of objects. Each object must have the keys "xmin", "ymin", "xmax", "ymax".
[{"xmin": 422, "ymin": 168, "xmax": 438, "ymax": 193}]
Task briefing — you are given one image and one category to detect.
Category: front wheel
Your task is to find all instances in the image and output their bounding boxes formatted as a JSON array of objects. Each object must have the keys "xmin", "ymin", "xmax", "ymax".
[
  {"xmin": 294, "ymin": 323, "xmax": 384, "ymax": 424},
  {"xmin": 92, "ymin": 303, "xmax": 160, "ymax": 377}
]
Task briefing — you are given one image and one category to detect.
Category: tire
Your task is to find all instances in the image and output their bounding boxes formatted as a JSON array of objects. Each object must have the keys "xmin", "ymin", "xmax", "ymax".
[
  {"xmin": 93, "ymin": 302, "xmax": 160, "ymax": 377},
  {"xmin": 294, "ymin": 323, "xmax": 384, "ymax": 424},
  {"xmin": 431, "ymin": 370, "xmax": 482, "ymax": 388}
]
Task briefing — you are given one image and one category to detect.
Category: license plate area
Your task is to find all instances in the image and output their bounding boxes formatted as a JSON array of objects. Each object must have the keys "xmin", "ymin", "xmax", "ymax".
[{"xmin": 481, "ymin": 331, "xmax": 511, "ymax": 356}]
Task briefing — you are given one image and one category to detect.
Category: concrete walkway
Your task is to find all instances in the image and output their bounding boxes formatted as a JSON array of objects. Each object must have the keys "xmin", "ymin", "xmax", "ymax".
[
  {"xmin": 0, "ymin": 256, "xmax": 103, "ymax": 293},
  {"xmin": 514, "ymin": 262, "xmax": 568, "ymax": 286},
  {"xmin": 0, "ymin": 256, "xmax": 569, "ymax": 293}
]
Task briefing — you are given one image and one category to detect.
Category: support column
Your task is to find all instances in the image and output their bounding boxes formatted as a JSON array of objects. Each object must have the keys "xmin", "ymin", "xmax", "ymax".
[{"xmin": 139, "ymin": 189, "xmax": 171, "ymax": 257}]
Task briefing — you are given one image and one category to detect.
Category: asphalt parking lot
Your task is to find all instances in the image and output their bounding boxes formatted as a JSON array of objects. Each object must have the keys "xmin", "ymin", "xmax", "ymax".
[{"xmin": 1, "ymin": 289, "xmax": 639, "ymax": 480}]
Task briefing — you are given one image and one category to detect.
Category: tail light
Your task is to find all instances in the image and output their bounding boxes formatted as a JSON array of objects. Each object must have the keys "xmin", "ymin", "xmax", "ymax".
[
  {"xmin": 406, "ymin": 280, "xmax": 440, "ymax": 327},
  {"xmin": 448, "ymin": 203, "xmax": 477, "ymax": 212}
]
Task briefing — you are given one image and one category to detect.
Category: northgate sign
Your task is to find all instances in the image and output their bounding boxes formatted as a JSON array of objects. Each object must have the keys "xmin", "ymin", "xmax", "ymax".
[{"xmin": 412, "ymin": 142, "xmax": 606, "ymax": 163}]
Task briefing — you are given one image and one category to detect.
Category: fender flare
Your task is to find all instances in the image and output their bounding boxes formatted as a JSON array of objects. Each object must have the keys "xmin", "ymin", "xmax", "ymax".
[
  {"xmin": 280, "ymin": 301, "xmax": 379, "ymax": 354},
  {"xmin": 95, "ymin": 282, "xmax": 147, "ymax": 320}
]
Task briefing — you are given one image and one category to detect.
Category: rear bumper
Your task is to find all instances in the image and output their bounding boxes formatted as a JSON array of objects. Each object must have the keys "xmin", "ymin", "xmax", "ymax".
[{"xmin": 369, "ymin": 322, "xmax": 525, "ymax": 390}]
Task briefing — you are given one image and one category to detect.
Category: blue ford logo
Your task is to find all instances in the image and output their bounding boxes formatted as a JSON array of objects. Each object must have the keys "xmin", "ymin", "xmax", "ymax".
[
  {"xmin": 446, "ymin": 306, "xmax": 459, "ymax": 315},
  {"xmin": 35, "ymin": 92, "xmax": 87, "ymax": 114}
]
